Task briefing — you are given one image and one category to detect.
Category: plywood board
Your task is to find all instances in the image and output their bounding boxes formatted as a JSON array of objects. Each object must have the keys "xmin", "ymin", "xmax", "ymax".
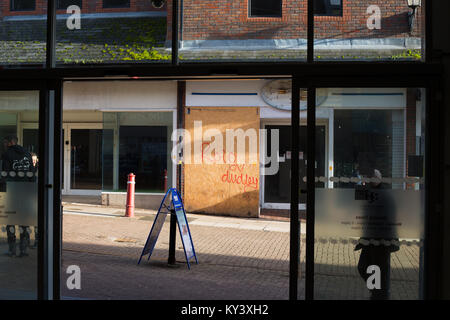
[{"xmin": 184, "ymin": 107, "xmax": 260, "ymax": 217}]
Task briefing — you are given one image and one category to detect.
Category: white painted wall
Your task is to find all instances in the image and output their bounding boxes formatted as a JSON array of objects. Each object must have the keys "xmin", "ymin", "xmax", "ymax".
[
  {"xmin": 186, "ymin": 81, "xmax": 406, "ymax": 120},
  {"xmin": 0, "ymin": 91, "xmax": 39, "ymax": 110},
  {"xmin": 320, "ymin": 88, "xmax": 407, "ymax": 109},
  {"xmin": 63, "ymin": 81, "xmax": 178, "ymax": 110}
]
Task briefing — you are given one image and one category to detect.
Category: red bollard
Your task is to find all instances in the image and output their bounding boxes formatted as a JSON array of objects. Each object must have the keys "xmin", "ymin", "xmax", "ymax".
[
  {"xmin": 125, "ymin": 173, "xmax": 135, "ymax": 217},
  {"xmin": 163, "ymin": 169, "xmax": 168, "ymax": 192}
]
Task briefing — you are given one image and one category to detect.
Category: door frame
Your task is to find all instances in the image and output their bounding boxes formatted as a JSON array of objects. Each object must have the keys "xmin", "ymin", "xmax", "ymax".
[
  {"xmin": 260, "ymin": 118, "xmax": 329, "ymax": 211},
  {"xmin": 0, "ymin": 81, "xmax": 62, "ymax": 300},
  {"xmin": 18, "ymin": 122, "xmax": 39, "ymax": 148},
  {"xmin": 62, "ymin": 123, "xmax": 103, "ymax": 196}
]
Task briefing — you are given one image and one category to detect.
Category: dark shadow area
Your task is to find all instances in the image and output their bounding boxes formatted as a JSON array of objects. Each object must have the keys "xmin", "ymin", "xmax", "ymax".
[{"xmin": 61, "ymin": 241, "xmax": 291, "ymax": 300}]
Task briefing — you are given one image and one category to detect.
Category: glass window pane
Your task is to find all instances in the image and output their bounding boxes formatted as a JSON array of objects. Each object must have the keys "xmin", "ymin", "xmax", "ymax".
[
  {"xmin": 314, "ymin": 0, "xmax": 425, "ymax": 61},
  {"xmin": 250, "ymin": 0, "xmax": 282, "ymax": 17},
  {"xmin": 57, "ymin": 0, "xmax": 82, "ymax": 10},
  {"xmin": 313, "ymin": 88, "xmax": 426, "ymax": 300},
  {"xmin": 11, "ymin": 0, "xmax": 35, "ymax": 11},
  {"xmin": 56, "ymin": 0, "xmax": 170, "ymax": 65},
  {"xmin": 103, "ymin": 0, "xmax": 130, "ymax": 9},
  {"xmin": 180, "ymin": 1, "xmax": 307, "ymax": 61},
  {"xmin": 314, "ymin": 0, "xmax": 342, "ymax": 16},
  {"xmin": 102, "ymin": 112, "xmax": 173, "ymax": 193},
  {"xmin": 70, "ymin": 129, "xmax": 102, "ymax": 190},
  {"xmin": 63, "ymin": 79, "xmax": 294, "ymax": 300},
  {"xmin": 0, "ymin": 1, "xmax": 47, "ymax": 66},
  {"xmin": 0, "ymin": 91, "xmax": 39, "ymax": 299}
]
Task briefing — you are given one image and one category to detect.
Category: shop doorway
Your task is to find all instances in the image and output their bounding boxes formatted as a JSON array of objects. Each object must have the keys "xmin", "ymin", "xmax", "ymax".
[
  {"xmin": 261, "ymin": 123, "xmax": 327, "ymax": 210},
  {"xmin": 62, "ymin": 124, "xmax": 103, "ymax": 195}
]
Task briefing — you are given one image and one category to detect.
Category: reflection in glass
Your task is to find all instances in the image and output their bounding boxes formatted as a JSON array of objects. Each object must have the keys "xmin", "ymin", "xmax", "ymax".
[
  {"xmin": 103, "ymin": 112, "xmax": 173, "ymax": 193},
  {"xmin": 180, "ymin": 1, "xmax": 307, "ymax": 61},
  {"xmin": 0, "ymin": 1, "xmax": 47, "ymax": 66},
  {"xmin": 70, "ymin": 129, "xmax": 102, "ymax": 190},
  {"xmin": 118, "ymin": 126, "xmax": 167, "ymax": 192},
  {"xmin": 313, "ymin": 88, "xmax": 426, "ymax": 300},
  {"xmin": 264, "ymin": 125, "xmax": 325, "ymax": 204},
  {"xmin": 56, "ymin": 0, "xmax": 170, "ymax": 64},
  {"xmin": 0, "ymin": 92, "xmax": 39, "ymax": 299},
  {"xmin": 314, "ymin": 0, "xmax": 425, "ymax": 61}
]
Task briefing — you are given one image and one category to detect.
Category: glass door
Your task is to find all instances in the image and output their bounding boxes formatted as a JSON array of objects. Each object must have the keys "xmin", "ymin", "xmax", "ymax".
[
  {"xmin": 63, "ymin": 124, "xmax": 103, "ymax": 195},
  {"xmin": 306, "ymin": 87, "xmax": 427, "ymax": 300},
  {"xmin": 263, "ymin": 124, "xmax": 326, "ymax": 205},
  {"xmin": 0, "ymin": 91, "xmax": 40, "ymax": 299}
]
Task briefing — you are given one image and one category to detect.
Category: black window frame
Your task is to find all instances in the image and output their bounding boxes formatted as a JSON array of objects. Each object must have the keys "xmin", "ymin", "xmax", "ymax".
[
  {"xmin": 102, "ymin": 0, "xmax": 131, "ymax": 9},
  {"xmin": 56, "ymin": 0, "xmax": 83, "ymax": 10},
  {"xmin": 10, "ymin": 0, "xmax": 36, "ymax": 11},
  {"xmin": 0, "ymin": 0, "xmax": 444, "ymax": 302},
  {"xmin": 314, "ymin": 0, "xmax": 343, "ymax": 16},
  {"xmin": 249, "ymin": 0, "xmax": 283, "ymax": 18}
]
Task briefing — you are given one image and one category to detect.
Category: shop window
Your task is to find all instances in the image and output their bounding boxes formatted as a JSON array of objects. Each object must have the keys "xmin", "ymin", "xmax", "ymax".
[
  {"xmin": 249, "ymin": 0, "xmax": 282, "ymax": 18},
  {"xmin": 314, "ymin": 0, "xmax": 343, "ymax": 16},
  {"xmin": 333, "ymin": 109, "xmax": 404, "ymax": 189},
  {"xmin": 103, "ymin": 0, "xmax": 130, "ymax": 8},
  {"xmin": 10, "ymin": 0, "xmax": 35, "ymax": 11},
  {"xmin": 102, "ymin": 112, "xmax": 173, "ymax": 193},
  {"xmin": 118, "ymin": 126, "xmax": 167, "ymax": 192},
  {"xmin": 57, "ymin": 0, "xmax": 82, "ymax": 10}
]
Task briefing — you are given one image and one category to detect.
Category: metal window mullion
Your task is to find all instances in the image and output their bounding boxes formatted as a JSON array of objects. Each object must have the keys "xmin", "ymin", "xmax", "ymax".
[
  {"xmin": 37, "ymin": 89, "xmax": 46, "ymax": 301},
  {"xmin": 307, "ymin": 0, "xmax": 315, "ymax": 63},
  {"xmin": 425, "ymin": 0, "xmax": 432, "ymax": 63},
  {"xmin": 53, "ymin": 81, "xmax": 63, "ymax": 300},
  {"xmin": 305, "ymin": 86, "xmax": 316, "ymax": 300},
  {"xmin": 46, "ymin": 0, "xmax": 56, "ymax": 68},
  {"xmin": 289, "ymin": 78, "xmax": 301, "ymax": 300},
  {"xmin": 172, "ymin": 0, "xmax": 179, "ymax": 65},
  {"xmin": 424, "ymin": 81, "xmax": 443, "ymax": 299},
  {"xmin": 38, "ymin": 86, "xmax": 55, "ymax": 300}
]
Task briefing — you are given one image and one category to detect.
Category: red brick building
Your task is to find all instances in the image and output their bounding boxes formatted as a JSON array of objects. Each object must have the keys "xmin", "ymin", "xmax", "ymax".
[
  {"xmin": 174, "ymin": 0, "xmax": 422, "ymax": 41},
  {"xmin": 0, "ymin": 0, "xmax": 164, "ymax": 17}
]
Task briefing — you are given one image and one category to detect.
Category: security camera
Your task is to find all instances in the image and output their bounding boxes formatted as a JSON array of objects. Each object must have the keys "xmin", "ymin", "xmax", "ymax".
[{"xmin": 151, "ymin": 0, "xmax": 165, "ymax": 8}]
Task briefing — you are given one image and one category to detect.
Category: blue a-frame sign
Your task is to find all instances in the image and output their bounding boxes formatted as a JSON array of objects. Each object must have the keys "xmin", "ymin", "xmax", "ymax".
[{"xmin": 138, "ymin": 188, "xmax": 198, "ymax": 269}]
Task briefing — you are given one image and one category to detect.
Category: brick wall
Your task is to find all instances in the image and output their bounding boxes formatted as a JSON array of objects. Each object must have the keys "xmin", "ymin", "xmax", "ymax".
[
  {"xmin": 0, "ymin": 0, "xmax": 164, "ymax": 17},
  {"xmin": 167, "ymin": 0, "xmax": 424, "ymax": 41}
]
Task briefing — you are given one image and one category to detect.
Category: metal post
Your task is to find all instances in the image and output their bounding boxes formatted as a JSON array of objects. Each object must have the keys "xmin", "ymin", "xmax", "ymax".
[
  {"xmin": 289, "ymin": 78, "xmax": 300, "ymax": 300},
  {"xmin": 171, "ymin": 0, "xmax": 179, "ymax": 65},
  {"xmin": 307, "ymin": 0, "xmax": 314, "ymax": 63},
  {"xmin": 305, "ymin": 87, "xmax": 316, "ymax": 300},
  {"xmin": 46, "ymin": 0, "xmax": 56, "ymax": 68},
  {"xmin": 168, "ymin": 209, "xmax": 177, "ymax": 265}
]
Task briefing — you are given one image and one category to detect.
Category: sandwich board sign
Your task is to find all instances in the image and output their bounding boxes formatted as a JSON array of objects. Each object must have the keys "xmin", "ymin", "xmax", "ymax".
[{"xmin": 138, "ymin": 188, "xmax": 198, "ymax": 269}]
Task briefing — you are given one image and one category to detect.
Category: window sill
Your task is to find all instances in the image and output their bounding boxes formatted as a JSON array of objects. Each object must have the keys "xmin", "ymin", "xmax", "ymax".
[{"xmin": 314, "ymin": 15, "xmax": 345, "ymax": 21}]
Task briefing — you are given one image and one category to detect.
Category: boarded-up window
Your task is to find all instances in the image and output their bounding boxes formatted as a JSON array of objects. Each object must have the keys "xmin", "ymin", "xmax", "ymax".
[{"xmin": 184, "ymin": 107, "xmax": 260, "ymax": 217}]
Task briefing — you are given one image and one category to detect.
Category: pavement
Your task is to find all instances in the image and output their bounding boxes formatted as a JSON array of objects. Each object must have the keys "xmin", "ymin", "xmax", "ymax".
[
  {"xmin": 0, "ymin": 198, "xmax": 422, "ymax": 300},
  {"xmin": 60, "ymin": 199, "xmax": 421, "ymax": 300}
]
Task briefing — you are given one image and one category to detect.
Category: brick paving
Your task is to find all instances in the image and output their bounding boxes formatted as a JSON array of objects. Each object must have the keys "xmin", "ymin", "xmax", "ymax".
[
  {"xmin": 0, "ymin": 201, "xmax": 422, "ymax": 300},
  {"xmin": 60, "ymin": 206, "xmax": 422, "ymax": 300},
  {"xmin": 0, "ymin": 243, "xmax": 37, "ymax": 299}
]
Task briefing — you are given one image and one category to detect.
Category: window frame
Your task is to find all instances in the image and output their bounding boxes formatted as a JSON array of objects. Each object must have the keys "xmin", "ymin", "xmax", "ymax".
[
  {"xmin": 102, "ymin": 0, "xmax": 131, "ymax": 9},
  {"xmin": 10, "ymin": 0, "xmax": 36, "ymax": 12},
  {"xmin": 0, "ymin": 0, "xmax": 444, "ymax": 302},
  {"xmin": 314, "ymin": 0, "xmax": 343, "ymax": 17},
  {"xmin": 56, "ymin": 0, "xmax": 82, "ymax": 10},
  {"xmin": 248, "ymin": 0, "xmax": 283, "ymax": 18}
]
